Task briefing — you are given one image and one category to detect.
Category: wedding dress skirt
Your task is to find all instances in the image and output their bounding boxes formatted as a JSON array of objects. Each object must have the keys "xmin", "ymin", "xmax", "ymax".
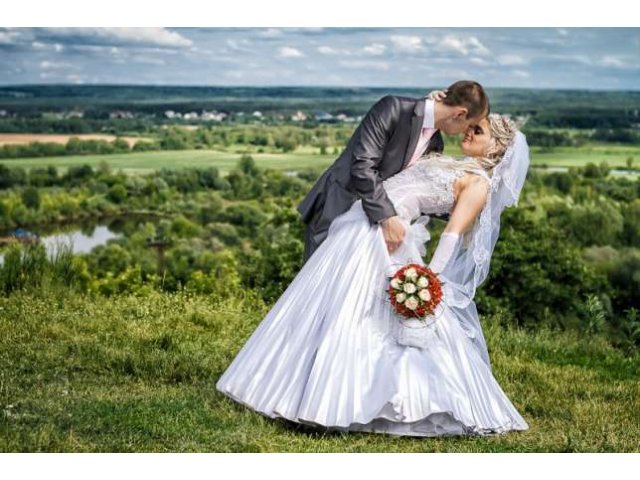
[{"xmin": 215, "ymin": 199, "xmax": 529, "ymax": 437}]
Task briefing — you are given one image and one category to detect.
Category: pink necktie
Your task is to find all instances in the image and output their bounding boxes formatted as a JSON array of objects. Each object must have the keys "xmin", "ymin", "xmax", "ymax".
[{"xmin": 405, "ymin": 127, "xmax": 436, "ymax": 170}]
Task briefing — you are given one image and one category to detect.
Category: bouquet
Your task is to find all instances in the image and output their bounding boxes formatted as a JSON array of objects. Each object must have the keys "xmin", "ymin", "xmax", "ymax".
[{"xmin": 386, "ymin": 263, "xmax": 444, "ymax": 348}]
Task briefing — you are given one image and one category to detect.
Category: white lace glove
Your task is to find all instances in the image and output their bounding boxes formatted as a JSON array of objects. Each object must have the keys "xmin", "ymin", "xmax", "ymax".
[{"xmin": 428, "ymin": 232, "xmax": 460, "ymax": 274}]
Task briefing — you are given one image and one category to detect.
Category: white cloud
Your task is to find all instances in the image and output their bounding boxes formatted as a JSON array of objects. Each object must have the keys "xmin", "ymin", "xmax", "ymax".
[
  {"xmin": 70, "ymin": 45, "xmax": 113, "ymax": 54},
  {"xmin": 132, "ymin": 56, "xmax": 166, "ymax": 66},
  {"xmin": 601, "ymin": 55, "xmax": 625, "ymax": 68},
  {"xmin": 317, "ymin": 45, "xmax": 353, "ymax": 56},
  {"xmin": 0, "ymin": 29, "xmax": 22, "ymax": 45},
  {"xmin": 279, "ymin": 46, "xmax": 305, "ymax": 58},
  {"xmin": 557, "ymin": 29, "xmax": 569, "ymax": 37},
  {"xmin": 31, "ymin": 41, "xmax": 65, "ymax": 52},
  {"xmin": 436, "ymin": 35, "xmax": 490, "ymax": 56},
  {"xmin": 226, "ymin": 39, "xmax": 252, "ymax": 53},
  {"xmin": 318, "ymin": 46, "xmax": 338, "ymax": 55},
  {"xmin": 513, "ymin": 70, "xmax": 531, "ymax": 78},
  {"xmin": 39, "ymin": 27, "xmax": 192, "ymax": 48},
  {"xmin": 363, "ymin": 43, "xmax": 386, "ymax": 56},
  {"xmin": 600, "ymin": 55, "xmax": 638, "ymax": 69},
  {"xmin": 470, "ymin": 57, "xmax": 490, "ymax": 66},
  {"xmin": 66, "ymin": 74, "xmax": 85, "ymax": 84},
  {"xmin": 547, "ymin": 54, "xmax": 594, "ymax": 66},
  {"xmin": 338, "ymin": 60, "xmax": 390, "ymax": 71},
  {"xmin": 497, "ymin": 54, "xmax": 527, "ymax": 66},
  {"xmin": 223, "ymin": 70, "xmax": 245, "ymax": 79},
  {"xmin": 288, "ymin": 28, "xmax": 324, "ymax": 34},
  {"xmin": 467, "ymin": 37, "xmax": 490, "ymax": 55},
  {"xmin": 39, "ymin": 60, "xmax": 73, "ymax": 69},
  {"xmin": 259, "ymin": 28, "xmax": 282, "ymax": 38},
  {"xmin": 390, "ymin": 35, "xmax": 423, "ymax": 53},
  {"xmin": 439, "ymin": 69, "xmax": 472, "ymax": 78}
]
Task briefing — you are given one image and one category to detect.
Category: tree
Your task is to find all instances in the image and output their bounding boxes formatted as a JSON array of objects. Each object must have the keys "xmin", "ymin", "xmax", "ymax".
[
  {"xmin": 621, "ymin": 199, "xmax": 640, "ymax": 247},
  {"xmin": 217, "ymin": 203, "xmax": 268, "ymax": 237},
  {"xmin": 543, "ymin": 172, "xmax": 573, "ymax": 194},
  {"xmin": 626, "ymin": 157, "xmax": 635, "ymax": 170},
  {"xmin": 21, "ymin": 186, "xmax": 40, "ymax": 210},
  {"xmin": 239, "ymin": 154, "xmax": 259, "ymax": 176},
  {"xmin": 107, "ymin": 184, "xmax": 127, "ymax": 204}
]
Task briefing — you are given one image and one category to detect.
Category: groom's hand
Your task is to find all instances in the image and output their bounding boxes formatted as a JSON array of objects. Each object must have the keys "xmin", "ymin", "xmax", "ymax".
[{"xmin": 380, "ymin": 216, "xmax": 406, "ymax": 254}]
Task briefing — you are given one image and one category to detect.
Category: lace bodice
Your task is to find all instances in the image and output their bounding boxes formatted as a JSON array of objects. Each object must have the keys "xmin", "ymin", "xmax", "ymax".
[{"xmin": 382, "ymin": 157, "xmax": 489, "ymax": 222}]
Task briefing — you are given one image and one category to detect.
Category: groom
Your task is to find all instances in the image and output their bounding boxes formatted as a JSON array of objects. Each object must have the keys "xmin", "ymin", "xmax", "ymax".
[{"xmin": 297, "ymin": 80, "xmax": 490, "ymax": 264}]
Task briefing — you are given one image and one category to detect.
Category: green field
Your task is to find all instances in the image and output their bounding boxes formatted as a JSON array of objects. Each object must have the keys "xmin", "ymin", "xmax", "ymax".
[
  {"xmin": 1, "ymin": 288, "xmax": 638, "ymax": 452},
  {"xmin": 1, "ymin": 143, "xmax": 639, "ymax": 176},
  {"xmin": 530, "ymin": 145, "xmax": 639, "ymax": 168}
]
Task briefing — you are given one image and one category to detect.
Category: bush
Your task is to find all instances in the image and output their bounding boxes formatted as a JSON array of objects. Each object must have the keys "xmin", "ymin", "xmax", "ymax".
[
  {"xmin": 477, "ymin": 208, "xmax": 611, "ymax": 331},
  {"xmin": 21, "ymin": 186, "xmax": 41, "ymax": 210},
  {"xmin": 107, "ymin": 184, "xmax": 128, "ymax": 204},
  {"xmin": 217, "ymin": 203, "xmax": 268, "ymax": 237}
]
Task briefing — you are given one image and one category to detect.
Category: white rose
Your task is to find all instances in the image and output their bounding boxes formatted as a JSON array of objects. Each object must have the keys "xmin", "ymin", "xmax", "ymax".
[
  {"xmin": 404, "ymin": 267, "xmax": 417, "ymax": 280},
  {"xmin": 417, "ymin": 276, "xmax": 429, "ymax": 288},
  {"xmin": 390, "ymin": 278, "xmax": 402, "ymax": 289},
  {"xmin": 396, "ymin": 292, "xmax": 407, "ymax": 303},
  {"xmin": 418, "ymin": 289, "xmax": 431, "ymax": 302},
  {"xmin": 403, "ymin": 282, "xmax": 417, "ymax": 294},
  {"xmin": 405, "ymin": 296, "xmax": 419, "ymax": 310}
]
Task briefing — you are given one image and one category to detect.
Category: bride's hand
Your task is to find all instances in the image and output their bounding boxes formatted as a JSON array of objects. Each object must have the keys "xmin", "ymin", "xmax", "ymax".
[
  {"xmin": 380, "ymin": 216, "xmax": 407, "ymax": 254},
  {"xmin": 426, "ymin": 89, "xmax": 447, "ymax": 101}
]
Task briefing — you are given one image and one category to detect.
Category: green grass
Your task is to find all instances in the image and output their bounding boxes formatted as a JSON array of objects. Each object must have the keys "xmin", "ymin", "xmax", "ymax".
[
  {"xmin": 1, "ymin": 288, "xmax": 638, "ymax": 452},
  {"xmin": 1, "ymin": 143, "xmax": 639, "ymax": 175}
]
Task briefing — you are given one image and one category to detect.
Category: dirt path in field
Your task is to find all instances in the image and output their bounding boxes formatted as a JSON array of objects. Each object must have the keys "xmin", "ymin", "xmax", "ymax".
[{"xmin": 0, "ymin": 133, "xmax": 152, "ymax": 147}]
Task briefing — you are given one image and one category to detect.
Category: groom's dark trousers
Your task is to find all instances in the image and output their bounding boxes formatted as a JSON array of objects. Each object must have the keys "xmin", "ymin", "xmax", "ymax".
[{"xmin": 297, "ymin": 95, "xmax": 445, "ymax": 266}]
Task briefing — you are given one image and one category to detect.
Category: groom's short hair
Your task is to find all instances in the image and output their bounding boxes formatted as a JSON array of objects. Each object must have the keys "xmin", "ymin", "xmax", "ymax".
[{"xmin": 442, "ymin": 80, "xmax": 489, "ymax": 119}]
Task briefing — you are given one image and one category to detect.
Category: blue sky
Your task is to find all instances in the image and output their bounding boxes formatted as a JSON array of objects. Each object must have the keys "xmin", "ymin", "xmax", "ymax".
[{"xmin": 1, "ymin": 27, "xmax": 639, "ymax": 89}]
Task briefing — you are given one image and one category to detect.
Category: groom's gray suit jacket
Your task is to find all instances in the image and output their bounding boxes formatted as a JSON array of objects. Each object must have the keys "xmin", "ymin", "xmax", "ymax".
[{"xmin": 297, "ymin": 95, "xmax": 445, "ymax": 263}]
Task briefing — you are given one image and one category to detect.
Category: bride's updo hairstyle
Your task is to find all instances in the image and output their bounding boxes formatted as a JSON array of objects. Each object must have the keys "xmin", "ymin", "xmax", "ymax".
[{"xmin": 479, "ymin": 113, "xmax": 518, "ymax": 168}]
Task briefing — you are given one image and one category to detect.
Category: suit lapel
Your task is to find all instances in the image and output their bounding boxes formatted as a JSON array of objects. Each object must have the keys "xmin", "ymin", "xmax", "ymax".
[{"xmin": 401, "ymin": 97, "xmax": 426, "ymax": 169}]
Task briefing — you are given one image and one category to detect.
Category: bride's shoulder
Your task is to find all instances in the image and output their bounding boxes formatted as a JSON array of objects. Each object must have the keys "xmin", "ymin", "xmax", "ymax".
[{"xmin": 458, "ymin": 170, "xmax": 491, "ymax": 198}]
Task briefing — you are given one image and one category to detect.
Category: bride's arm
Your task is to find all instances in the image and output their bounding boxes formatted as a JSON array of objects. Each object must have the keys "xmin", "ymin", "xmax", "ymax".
[
  {"xmin": 444, "ymin": 178, "xmax": 489, "ymax": 235},
  {"xmin": 428, "ymin": 179, "xmax": 489, "ymax": 273}
]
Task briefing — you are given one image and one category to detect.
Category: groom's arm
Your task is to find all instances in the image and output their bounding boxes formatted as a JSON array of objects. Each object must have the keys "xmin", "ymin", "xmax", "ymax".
[{"xmin": 350, "ymin": 95, "xmax": 399, "ymax": 226}]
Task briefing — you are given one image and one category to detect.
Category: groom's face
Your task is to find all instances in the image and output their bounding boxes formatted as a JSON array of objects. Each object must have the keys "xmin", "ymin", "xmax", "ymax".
[{"xmin": 439, "ymin": 108, "xmax": 481, "ymax": 136}]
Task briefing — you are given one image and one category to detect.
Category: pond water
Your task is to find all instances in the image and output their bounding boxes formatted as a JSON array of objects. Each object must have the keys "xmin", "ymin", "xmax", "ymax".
[
  {"xmin": 0, "ymin": 214, "xmax": 162, "ymax": 265},
  {"xmin": 0, "ymin": 225, "xmax": 121, "ymax": 265}
]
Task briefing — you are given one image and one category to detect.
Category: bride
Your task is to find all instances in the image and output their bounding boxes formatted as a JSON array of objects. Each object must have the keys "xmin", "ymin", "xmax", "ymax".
[{"xmin": 215, "ymin": 112, "xmax": 531, "ymax": 437}]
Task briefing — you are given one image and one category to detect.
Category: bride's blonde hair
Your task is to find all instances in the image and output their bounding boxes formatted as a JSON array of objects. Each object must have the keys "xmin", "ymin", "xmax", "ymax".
[{"xmin": 418, "ymin": 113, "xmax": 518, "ymax": 178}]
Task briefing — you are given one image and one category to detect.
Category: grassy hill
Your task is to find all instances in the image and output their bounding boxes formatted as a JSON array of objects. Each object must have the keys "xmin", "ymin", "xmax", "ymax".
[{"xmin": 1, "ymin": 287, "xmax": 638, "ymax": 452}]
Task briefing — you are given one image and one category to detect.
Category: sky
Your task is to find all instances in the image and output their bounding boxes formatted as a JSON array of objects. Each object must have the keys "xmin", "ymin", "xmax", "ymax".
[{"xmin": 0, "ymin": 27, "xmax": 639, "ymax": 90}]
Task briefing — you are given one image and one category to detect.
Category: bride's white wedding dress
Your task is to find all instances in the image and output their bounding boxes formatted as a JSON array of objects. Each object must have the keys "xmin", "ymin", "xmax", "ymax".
[{"xmin": 215, "ymin": 156, "xmax": 529, "ymax": 437}]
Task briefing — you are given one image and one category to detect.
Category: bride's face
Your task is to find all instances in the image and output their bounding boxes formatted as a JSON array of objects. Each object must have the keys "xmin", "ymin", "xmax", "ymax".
[{"xmin": 460, "ymin": 117, "xmax": 491, "ymax": 157}]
